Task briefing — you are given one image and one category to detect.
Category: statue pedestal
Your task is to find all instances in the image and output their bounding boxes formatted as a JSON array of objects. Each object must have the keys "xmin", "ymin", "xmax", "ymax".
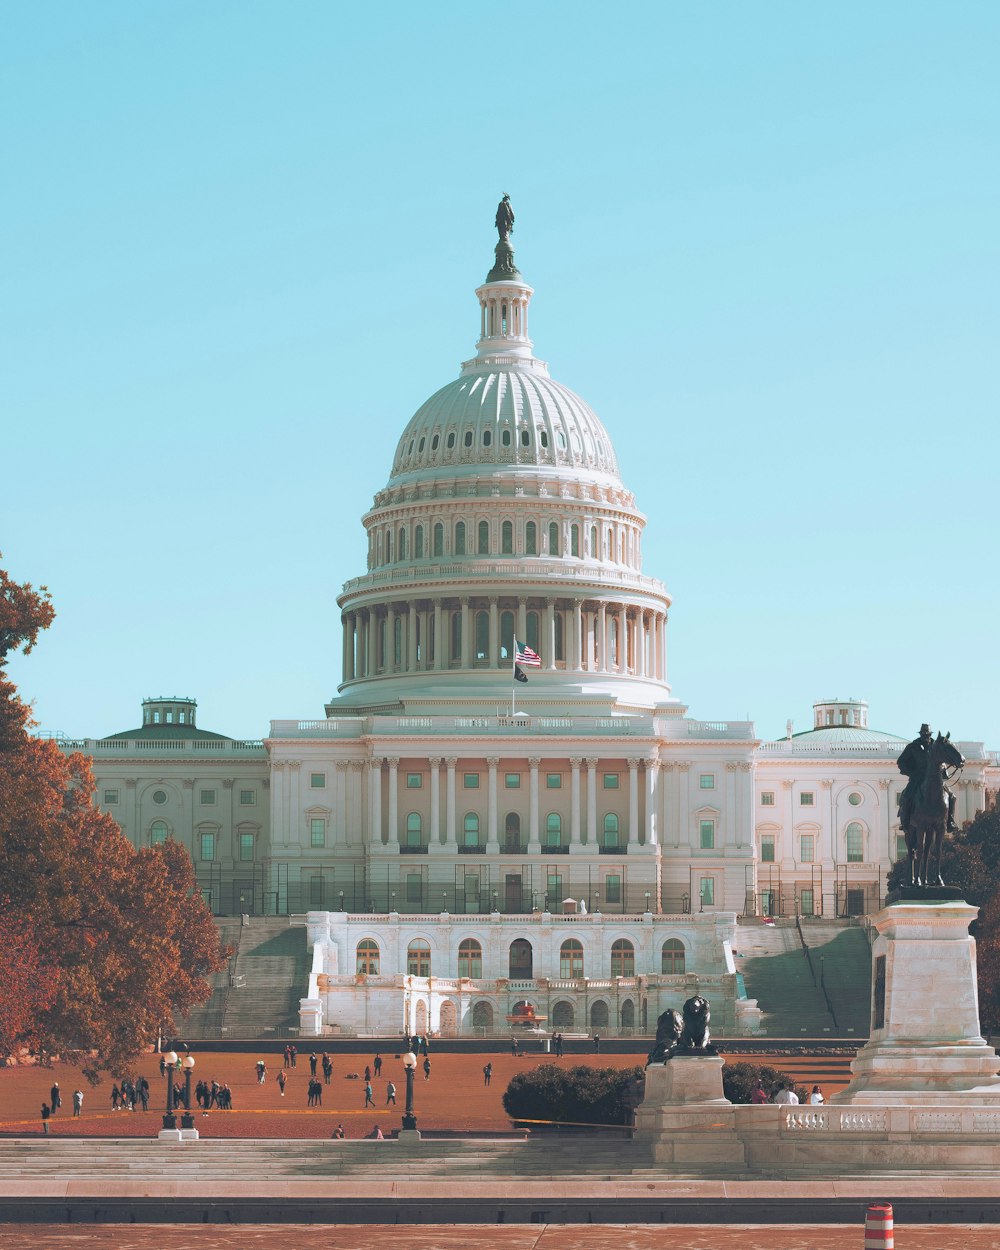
[
  {"xmin": 834, "ymin": 899, "xmax": 1000, "ymax": 1105},
  {"xmin": 635, "ymin": 1057, "xmax": 745, "ymax": 1167}
]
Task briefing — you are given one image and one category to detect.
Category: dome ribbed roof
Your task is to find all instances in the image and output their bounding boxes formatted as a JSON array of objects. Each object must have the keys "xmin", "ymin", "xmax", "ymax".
[{"xmin": 388, "ymin": 367, "xmax": 621, "ymax": 488}]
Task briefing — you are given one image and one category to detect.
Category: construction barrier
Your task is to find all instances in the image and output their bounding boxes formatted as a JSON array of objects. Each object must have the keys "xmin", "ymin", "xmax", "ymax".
[{"xmin": 864, "ymin": 1201, "xmax": 894, "ymax": 1250}]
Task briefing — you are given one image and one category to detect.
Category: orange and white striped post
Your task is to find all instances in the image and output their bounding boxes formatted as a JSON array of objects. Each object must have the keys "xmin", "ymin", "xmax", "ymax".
[{"xmin": 864, "ymin": 1202, "xmax": 894, "ymax": 1250}]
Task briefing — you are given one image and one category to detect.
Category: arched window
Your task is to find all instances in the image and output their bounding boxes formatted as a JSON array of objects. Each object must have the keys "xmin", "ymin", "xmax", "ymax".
[
  {"xmin": 501, "ymin": 520, "xmax": 513, "ymax": 554},
  {"xmin": 398, "ymin": 527, "xmax": 406, "ymax": 560},
  {"xmin": 501, "ymin": 428, "xmax": 512, "ymax": 447},
  {"xmin": 509, "ymin": 939, "xmax": 533, "ymax": 977},
  {"xmin": 475, "ymin": 610, "xmax": 489, "ymax": 661},
  {"xmin": 407, "ymin": 939, "xmax": 431, "ymax": 977},
  {"xmin": 526, "ymin": 610, "xmax": 540, "ymax": 654},
  {"xmin": 433, "ymin": 522, "xmax": 444, "ymax": 557},
  {"xmin": 478, "ymin": 520, "xmax": 490, "ymax": 554},
  {"xmin": 545, "ymin": 813, "xmax": 562, "ymax": 847},
  {"xmin": 554, "ymin": 613, "xmax": 564, "ymax": 662},
  {"xmin": 846, "ymin": 822, "xmax": 864, "ymax": 862},
  {"xmin": 611, "ymin": 938, "xmax": 635, "ymax": 977},
  {"xmin": 525, "ymin": 521, "xmax": 537, "ymax": 555},
  {"xmin": 414, "ymin": 526, "xmax": 424, "ymax": 559},
  {"xmin": 393, "ymin": 615, "xmax": 402, "ymax": 667},
  {"xmin": 451, "ymin": 610, "xmax": 462, "ymax": 661},
  {"xmin": 458, "ymin": 938, "xmax": 482, "ymax": 978},
  {"xmin": 590, "ymin": 1001, "xmax": 609, "ymax": 1028},
  {"xmin": 405, "ymin": 812, "xmax": 422, "ymax": 847},
  {"xmin": 570, "ymin": 524, "xmax": 580, "ymax": 557},
  {"xmin": 472, "ymin": 1001, "xmax": 494, "ymax": 1030},
  {"xmin": 455, "ymin": 521, "xmax": 466, "ymax": 555},
  {"xmin": 386, "ymin": 529, "xmax": 393, "ymax": 562},
  {"xmin": 504, "ymin": 812, "xmax": 521, "ymax": 853},
  {"xmin": 150, "ymin": 820, "xmax": 168, "ymax": 846},
  {"xmin": 661, "ymin": 938, "xmax": 686, "ymax": 974},
  {"xmin": 590, "ymin": 525, "xmax": 597, "ymax": 557},
  {"xmin": 603, "ymin": 813, "xmax": 620, "ymax": 847},
  {"xmin": 560, "ymin": 939, "xmax": 584, "ymax": 978},
  {"xmin": 356, "ymin": 939, "xmax": 380, "ymax": 975},
  {"xmin": 463, "ymin": 813, "xmax": 480, "ymax": 848},
  {"xmin": 500, "ymin": 610, "xmax": 514, "ymax": 660},
  {"xmin": 552, "ymin": 1000, "xmax": 574, "ymax": 1028},
  {"xmin": 548, "ymin": 522, "xmax": 559, "ymax": 555},
  {"xmin": 619, "ymin": 531, "xmax": 625, "ymax": 562},
  {"xmin": 620, "ymin": 999, "xmax": 635, "ymax": 1029}
]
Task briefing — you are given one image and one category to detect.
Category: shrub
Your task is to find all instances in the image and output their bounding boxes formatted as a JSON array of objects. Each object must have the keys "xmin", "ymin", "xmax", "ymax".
[
  {"xmin": 502, "ymin": 1063, "xmax": 643, "ymax": 1127},
  {"xmin": 723, "ymin": 1061, "xmax": 807, "ymax": 1104}
]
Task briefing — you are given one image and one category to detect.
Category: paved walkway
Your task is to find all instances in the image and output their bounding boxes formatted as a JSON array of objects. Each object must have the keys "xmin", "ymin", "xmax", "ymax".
[{"xmin": 0, "ymin": 1225, "xmax": 995, "ymax": 1250}]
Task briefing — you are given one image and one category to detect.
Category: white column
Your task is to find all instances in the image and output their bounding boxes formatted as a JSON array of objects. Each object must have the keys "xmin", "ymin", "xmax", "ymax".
[
  {"xmin": 517, "ymin": 597, "xmax": 527, "ymax": 646},
  {"xmin": 487, "ymin": 757, "xmax": 500, "ymax": 853},
  {"xmin": 628, "ymin": 760, "xmax": 639, "ymax": 846},
  {"xmin": 646, "ymin": 759, "xmax": 659, "ymax": 847},
  {"xmin": 617, "ymin": 606, "xmax": 627, "ymax": 673},
  {"xmin": 434, "ymin": 602, "xmax": 444, "ymax": 670},
  {"xmin": 290, "ymin": 761, "xmax": 301, "ymax": 844},
  {"xmin": 271, "ymin": 761, "xmax": 284, "ymax": 845},
  {"xmin": 366, "ymin": 609, "xmax": 377, "ymax": 676},
  {"xmin": 528, "ymin": 757, "xmax": 541, "ymax": 852},
  {"xmin": 545, "ymin": 599, "xmax": 557, "ymax": 669},
  {"xmin": 570, "ymin": 758, "xmax": 582, "ymax": 848},
  {"xmin": 597, "ymin": 604, "xmax": 607, "ymax": 672},
  {"xmin": 342, "ymin": 616, "xmax": 351, "ymax": 682},
  {"xmin": 388, "ymin": 757, "xmax": 399, "ymax": 847},
  {"xmin": 335, "ymin": 762, "xmax": 347, "ymax": 845},
  {"xmin": 445, "ymin": 757, "xmax": 457, "ymax": 848},
  {"xmin": 461, "ymin": 599, "xmax": 471, "ymax": 668},
  {"xmin": 369, "ymin": 759, "xmax": 382, "ymax": 846},
  {"xmin": 586, "ymin": 757, "xmax": 598, "ymax": 846},
  {"xmin": 573, "ymin": 600, "xmax": 583, "ymax": 669},
  {"xmin": 386, "ymin": 607, "xmax": 396, "ymax": 673},
  {"xmin": 488, "ymin": 597, "xmax": 499, "ymax": 667},
  {"xmin": 637, "ymin": 612, "xmax": 647, "ymax": 678},
  {"xmin": 429, "ymin": 757, "xmax": 441, "ymax": 845}
]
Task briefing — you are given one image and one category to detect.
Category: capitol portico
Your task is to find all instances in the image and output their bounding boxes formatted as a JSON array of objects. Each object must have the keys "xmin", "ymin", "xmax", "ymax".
[{"xmin": 56, "ymin": 208, "xmax": 999, "ymax": 1039}]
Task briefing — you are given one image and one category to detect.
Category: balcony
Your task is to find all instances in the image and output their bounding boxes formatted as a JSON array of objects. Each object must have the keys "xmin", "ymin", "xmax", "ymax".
[
  {"xmin": 399, "ymin": 844, "xmax": 428, "ymax": 855},
  {"xmin": 599, "ymin": 843, "xmax": 623, "ymax": 855},
  {"xmin": 541, "ymin": 844, "xmax": 569, "ymax": 855},
  {"xmin": 458, "ymin": 844, "xmax": 486, "ymax": 855}
]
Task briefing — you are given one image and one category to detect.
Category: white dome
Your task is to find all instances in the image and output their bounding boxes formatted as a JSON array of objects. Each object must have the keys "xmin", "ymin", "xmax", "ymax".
[{"xmin": 388, "ymin": 366, "xmax": 621, "ymax": 489}]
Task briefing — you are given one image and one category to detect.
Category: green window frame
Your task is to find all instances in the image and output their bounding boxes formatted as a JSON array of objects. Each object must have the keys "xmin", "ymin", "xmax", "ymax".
[{"xmin": 310, "ymin": 817, "xmax": 325, "ymax": 848}]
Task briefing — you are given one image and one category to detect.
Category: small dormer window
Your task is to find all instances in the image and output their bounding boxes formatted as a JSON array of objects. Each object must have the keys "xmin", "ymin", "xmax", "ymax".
[
  {"xmin": 520, "ymin": 429, "xmax": 530, "ymax": 446},
  {"xmin": 431, "ymin": 434, "xmax": 439, "ymax": 451},
  {"xmin": 418, "ymin": 437, "xmax": 425, "ymax": 453},
  {"xmin": 464, "ymin": 430, "xmax": 473, "ymax": 448},
  {"xmin": 179, "ymin": 711, "xmax": 186, "ymax": 724},
  {"xmin": 165, "ymin": 711, "xmax": 173, "ymax": 723},
  {"xmin": 447, "ymin": 432, "xmax": 456, "ymax": 449},
  {"xmin": 501, "ymin": 429, "xmax": 511, "ymax": 446},
  {"xmin": 483, "ymin": 430, "xmax": 492, "ymax": 447},
  {"xmin": 540, "ymin": 431, "xmax": 549, "ymax": 448},
  {"xmin": 153, "ymin": 711, "xmax": 160, "ymax": 724},
  {"xmin": 408, "ymin": 440, "xmax": 414, "ymax": 455}
]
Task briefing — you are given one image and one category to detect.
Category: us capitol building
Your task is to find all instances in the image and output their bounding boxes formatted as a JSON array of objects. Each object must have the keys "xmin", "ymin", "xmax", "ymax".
[{"xmin": 58, "ymin": 209, "xmax": 999, "ymax": 1039}]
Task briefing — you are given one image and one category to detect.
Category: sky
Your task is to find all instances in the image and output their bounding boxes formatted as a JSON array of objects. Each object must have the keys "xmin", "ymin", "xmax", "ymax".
[{"xmin": 3, "ymin": 2, "xmax": 998, "ymax": 746}]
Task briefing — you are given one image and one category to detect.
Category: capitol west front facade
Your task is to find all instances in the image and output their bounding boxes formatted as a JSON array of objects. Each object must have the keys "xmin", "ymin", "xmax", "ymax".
[{"xmin": 62, "ymin": 218, "xmax": 999, "ymax": 1039}]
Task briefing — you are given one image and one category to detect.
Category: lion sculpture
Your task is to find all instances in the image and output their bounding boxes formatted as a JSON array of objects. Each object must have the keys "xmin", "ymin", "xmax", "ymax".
[
  {"xmin": 677, "ymin": 995, "xmax": 716, "ymax": 1054},
  {"xmin": 645, "ymin": 1008, "xmax": 683, "ymax": 1066}
]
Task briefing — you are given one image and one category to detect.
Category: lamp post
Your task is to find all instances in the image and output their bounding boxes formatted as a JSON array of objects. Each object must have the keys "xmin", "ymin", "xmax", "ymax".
[
  {"xmin": 401, "ymin": 1050, "xmax": 418, "ymax": 1133},
  {"xmin": 162, "ymin": 1049, "xmax": 178, "ymax": 1130},
  {"xmin": 180, "ymin": 1054, "xmax": 196, "ymax": 1129}
]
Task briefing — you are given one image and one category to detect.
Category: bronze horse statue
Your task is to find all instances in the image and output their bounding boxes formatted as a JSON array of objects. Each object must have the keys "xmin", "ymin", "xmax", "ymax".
[{"xmin": 906, "ymin": 732, "xmax": 964, "ymax": 887}]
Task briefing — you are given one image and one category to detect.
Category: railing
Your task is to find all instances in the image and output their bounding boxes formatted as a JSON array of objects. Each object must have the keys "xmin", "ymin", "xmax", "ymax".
[
  {"xmin": 52, "ymin": 737, "xmax": 266, "ymax": 755},
  {"xmin": 457, "ymin": 844, "xmax": 486, "ymax": 855},
  {"xmin": 339, "ymin": 561, "xmax": 668, "ymax": 596},
  {"xmin": 398, "ymin": 845, "xmax": 428, "ymax": 855},
  {"xmin": 541, "ymin": 845, "xmax": 569, "ymax": 855}
]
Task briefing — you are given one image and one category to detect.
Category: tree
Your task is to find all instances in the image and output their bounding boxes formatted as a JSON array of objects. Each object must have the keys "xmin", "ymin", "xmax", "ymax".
[{"xmin": 0, "ymin": 558, "xmax": 228, "ymax": 1077}]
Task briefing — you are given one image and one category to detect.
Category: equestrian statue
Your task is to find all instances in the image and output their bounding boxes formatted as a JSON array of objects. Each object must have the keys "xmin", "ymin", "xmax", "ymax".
[{"xmin": 897, "ymin": 723, "xmax": 964, "ymax": 887}]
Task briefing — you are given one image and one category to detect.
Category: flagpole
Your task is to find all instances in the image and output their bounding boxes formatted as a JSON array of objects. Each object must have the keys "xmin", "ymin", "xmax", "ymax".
[{"xmin": 511, "ymin": 637, "xmax": 517, "ymax": 718}]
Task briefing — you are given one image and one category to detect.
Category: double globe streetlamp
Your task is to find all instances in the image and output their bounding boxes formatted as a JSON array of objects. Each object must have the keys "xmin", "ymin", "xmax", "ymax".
[
  {"xmin": 401, "ymin": 1051, "xmax": 418, "ymax": 1133},
  {"xmin": 161, "ymin": 1050, "xmax": 196, "ymax": 1132}
]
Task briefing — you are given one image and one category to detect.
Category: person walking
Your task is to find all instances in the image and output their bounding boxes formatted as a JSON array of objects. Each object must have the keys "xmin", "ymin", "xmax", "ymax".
[
  {"xmin": 483, "ymin": 1062, "xmax": 492, "ymax": 1087},
  {"xmin": 751, "ymin": 1080, "xmax": 768, "ymax": 1104},
  {"xmin": 138, "ymin": 1079, "xmax": 149, "ymax": 1112},
  {"xmin": 72, "ymin": 1090, "xmax": 83, "ymax": 1118},
  {"xmin": 773, "ymin": 1083, "xmax": 799, "ymax": 1105},
  {"xmin": 256, "ymin": 1059, "xmax": 267, "ymax": 1085},
  {"xmin": 364, "ymin": 1081, "xmax": 375, "ymax": 1108},
  {"xmin": 385, "ymin": 1081, "xmax": 396, "ymax": 1105},
  {"xmin": 111, "ymin": 1084, "xmax": 121, "ymax": 1111},
  {"xmin": 41, "ymin": 1103, "xmax": 51, "ymax": 1135},
  {"xmin": 364, "ymin": 1064, "xmax": 372, "ymax": 1083},
  {"xmin": 322, "ymin": 1054, "xmax": 333, "ymax": 1085},
  {"xmin": 373, "ymin": 1053, "xmax": 383, "ymax": 1077},
  {"xmin": 50, "ymin": 1083, "xmax": 61, "ymax": 1115},
  {"xmin": 593, "ymin": 1034, "xmax": 601, "ymax": 1054},
  {"xmin": 277, "ymin": 1070, "xmax": 287, "ymax": 1097},
  {"xmin": 309, "ymin": 1052, "xmax": 318, "ymax": 1076},
  {"xmin": 283, "ymin": 1044, "xmax": 292, "ymax": 1068},
  {"xmin": 808, "ymin": 1085, "xmax": 825, "ymax": 1105},
  {"xmin": 290, "ymin": 1045, "xmax": 297, "ymax": 1067},
  {"xmin": 423, "ymin": 1057, "xmax": 431, "ymax": 1082}
]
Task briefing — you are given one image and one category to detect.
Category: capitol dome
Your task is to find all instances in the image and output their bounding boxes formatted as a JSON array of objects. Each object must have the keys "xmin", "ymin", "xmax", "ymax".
[{"xmin": 334, "ymin": 206, "xmax": 673, "ymax": 711}]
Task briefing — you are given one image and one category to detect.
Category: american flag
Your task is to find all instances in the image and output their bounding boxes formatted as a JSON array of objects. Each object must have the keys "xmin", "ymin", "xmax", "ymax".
[{"xmin": 514, "ymin": 640, "xmax": 541, "ymax": 667}]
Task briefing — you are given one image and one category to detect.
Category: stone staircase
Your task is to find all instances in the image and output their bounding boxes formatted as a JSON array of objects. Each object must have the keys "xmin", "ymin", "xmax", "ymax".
[
  {"xmin": 177, "ymin": 920, "xmax": 243, "ymax": 1040},
  {"xmin": 736, "ymin": 918, "xmax": 870, "ymax": 1039},
  {"xmin": 219, "ymin": 919, "xmax": 310, "ymax": 1039}
]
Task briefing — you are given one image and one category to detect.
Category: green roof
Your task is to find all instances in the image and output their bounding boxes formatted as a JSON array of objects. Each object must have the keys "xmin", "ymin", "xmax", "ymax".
[{"xmin": 102, "ymin": 724, "xmax": 230, "ymax": 742}]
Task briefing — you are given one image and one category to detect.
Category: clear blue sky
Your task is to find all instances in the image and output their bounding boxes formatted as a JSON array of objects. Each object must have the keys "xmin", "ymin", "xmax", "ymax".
[{"xmin": 3, "ymin": 2, "xmax": 998, "ymax": 745}]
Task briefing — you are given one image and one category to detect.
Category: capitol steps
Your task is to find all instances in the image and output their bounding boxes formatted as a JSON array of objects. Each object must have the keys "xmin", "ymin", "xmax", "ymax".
[
  {"xmin": 735, "ymin": 920, "xmax": 840, "ymax": 1038},
  {"xmin": 177, "ymin": 920, "xmax": 243, "ymax": 1040},
  {"xmin": 219, "ymin": 919, "xmax": 311, "ymax": 1039}
]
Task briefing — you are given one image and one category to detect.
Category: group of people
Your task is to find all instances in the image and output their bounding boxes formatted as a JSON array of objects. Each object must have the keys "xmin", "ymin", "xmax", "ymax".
[
  {"xmin": 109, "ymin": 1077, "xmax": 150, "ymax": 1111},
  {"xmin": 306, "ymin": 1077, "xmax": 325, "ymax": 1106},
  {"xmin": 194, "ymin": 1079, "xmax": 234, "ymax": 1109},
  {"xmin": 751, "ymin": 1081, "xmax": 824, "ymax": 1106}
]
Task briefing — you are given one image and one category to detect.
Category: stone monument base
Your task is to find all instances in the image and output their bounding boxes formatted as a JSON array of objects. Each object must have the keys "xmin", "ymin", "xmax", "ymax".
[{"xmin": 634, "ymin": 1056, "xmax": 746, "ymax": 1168}]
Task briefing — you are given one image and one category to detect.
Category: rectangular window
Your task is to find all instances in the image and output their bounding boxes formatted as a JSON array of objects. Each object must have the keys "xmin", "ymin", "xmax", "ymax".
[
  {"xmin": 200, "ymin": 831, "xmax": 216, "ymax": 861},
  {"xmin": 760, "ymin": 834, "xmax": 775, "ymax": 863},
  {"xmin": 846, "ymin": 826, "xmax": 864, "ymax": 862},
  {"xmin": 800, "ymin": 792, "xmax": 815, "ymax": 806},
  {"xmin": 310, "ymin": 818, "xmax": 325, "ymax": 848},
  {"xmin": 406, "ymin": 773, "xmax": 422, "ymax": 789},
  {"xmin": 896, "ymin": 832, "xmax": 908, "ymax": 860},
  {"xmin": 308, "ymin": 875, "xmax": 324, "ymax": 907},
  {"xmin": 546, "ymin": 774, "xmax": 561, "ymax": 789},
  {"xmin": 239, "ymin": 789, "xmax": 256, "ymax": 805},
  {"xmin": 103, "ymin": 789, "xmax": 119, "ymax": 805},
  {"xmin": 699, "ymin": 774, "xmax": 715, "ymax": 790},
  {"xmin": 200, "ymin": 790, "xmax": 216, "ymax": 806},
  {"xmin": 604, "ymin": 874, "xmax": 622, "ymax": 903},
  {"xmin": 504, "ymin": 773, "xmax": 520, "ymax": 788},
  {"xmin": 760, "ymin": 791, "xmax": 775, "ymax": 806},
  {"xmin": 406, "ymin": 873, "xmax": 422, "ymax": 904},
  {"xmin": 800, "ymin": 834, "xmax": 815, "ymax": 862},
  {"xmin": 239, "ymin": 832, "xmax": 254, "ymax": 861},
  {"xmin": 699, "ymin": 819, "xmax": 715, "ymax": 850},
  {"xmin": 310, "ymin": 773, "xmax": 325, "ymax": 788},
  {"xmin": 800, "ymin": 888, "xmax": 815, "ymax": 916},
  {"xmin": 699, "ymin": 876, "xmax": 715, "ymax": 906},
  {"xmin": 545, "ymin": 873, "xmax": 562, "ymax": 910},
  {"xmin": 603, "ymin": 774, "xmax": 620, "ymax": 789},
  {"xmin": 464, "ymin": 773, "xmax": 480, "ymax": 789}
]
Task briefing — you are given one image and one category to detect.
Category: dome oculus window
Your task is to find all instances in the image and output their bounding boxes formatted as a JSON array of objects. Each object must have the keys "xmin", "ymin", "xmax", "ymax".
[
  {"xmin": 152, "ymin": 790, "xmax": 167, "ymax": 805},
  {"xmin": 848, "ymin": 792, "xmax": 863, "ymax": 806}
]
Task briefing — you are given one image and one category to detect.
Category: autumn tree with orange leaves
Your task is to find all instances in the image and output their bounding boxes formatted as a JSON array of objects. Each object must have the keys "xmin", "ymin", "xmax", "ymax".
[{"xmin": 0, "ymin": 559, "xmax": 228, "ymax": 1077}]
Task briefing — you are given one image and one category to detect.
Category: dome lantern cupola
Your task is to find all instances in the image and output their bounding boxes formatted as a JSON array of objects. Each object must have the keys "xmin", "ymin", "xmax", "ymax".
[{"xmin": 471, "ymin": 195, "xmax": 535, "ymax": 365}]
